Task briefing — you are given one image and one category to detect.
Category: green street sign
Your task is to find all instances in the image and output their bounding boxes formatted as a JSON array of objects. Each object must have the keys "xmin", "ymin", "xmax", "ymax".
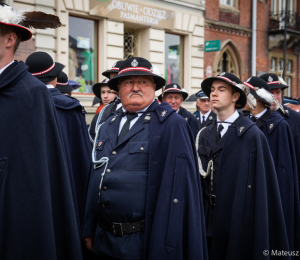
[{"xmin": 205, "ymin": 40, "xmax": 221, "ymax": 52}]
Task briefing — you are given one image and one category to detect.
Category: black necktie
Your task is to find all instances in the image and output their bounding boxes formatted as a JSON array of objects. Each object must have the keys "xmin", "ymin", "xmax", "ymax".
[
  {"xmin": 117, "ymin": 113, "xmax": 138, "ymax": 144},
  {"xmin": 202, "ymin": 116, "xmax": 205, "ymax": 126},
  {"xmin": 250, "ymin": 116, "xmax": 257, "ymax": 122},
  {"xmin": 216, "ymin": 124, "xmax": 224, "ymax": 143}
]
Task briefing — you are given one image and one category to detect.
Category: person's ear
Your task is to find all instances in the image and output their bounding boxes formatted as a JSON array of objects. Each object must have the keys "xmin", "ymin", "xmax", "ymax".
[
  {"xmin": 6, "ymin": 33, "xmax": 17, "ymax": 48},
  {"xmin": 232, "ymin": 92, "xmax": 240, "ymax": 103}
]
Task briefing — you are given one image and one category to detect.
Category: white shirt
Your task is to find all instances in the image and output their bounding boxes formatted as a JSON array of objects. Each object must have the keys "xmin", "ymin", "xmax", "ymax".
[
  {"xmin": 0, "ymin": 61, "xmax": 14, "ymax": 75},
  {"xmin": 46, "ymin": 84, "xmax": 55, "ymax": 89},
  {"xmin": 253, "ymin": 108, "xmax": 267, "ymax": 119},
  {"xmin": 200, "ymin": 109, "xmax": 212, "ymax": 124},
  {"xmin": 116, "ymin": 97, "xmax": 122, "ymax": 110},
  {"xmin": 217, "ymin": 110, "xmax": 239, "ymax": 138},
  {"xmin": 118, "ymin": 100, "xmax": 154, "ymax": 135}
]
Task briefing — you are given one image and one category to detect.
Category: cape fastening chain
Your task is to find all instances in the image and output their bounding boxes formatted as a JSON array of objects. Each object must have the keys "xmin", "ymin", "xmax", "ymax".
[{"xmin": 92, "ymin": 105, "xmax": 110, "ymax": 203}]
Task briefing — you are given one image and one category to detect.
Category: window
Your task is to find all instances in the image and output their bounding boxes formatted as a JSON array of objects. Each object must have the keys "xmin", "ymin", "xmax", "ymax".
[
  {"xmin": 287, "ymin": 60, "xmax": 292, "ymax": 73},
  {"xmin": 69, "ymin": 16, "xmax": 98, "ymax": 93},
  {"xmin": 285, "ymin": 76, "xmax": 292, "ymax": 96},
  {"xmin": 220, "ymin": 0, "xmax": 233, "ymax": 6},
  {"xmin": 278, "ymin": 59, "xmax": 284, "ymax": 71},
  {"xmin": 271, "ymin": 58, "xmax": 276, "ymax": 71},
  {"xmin": 124, "ymin": 28, "xmax": 138, "ymax": 59},
  {"xmin": 165, "ymin": 33, "xmax": 184, "ymax": 87}
]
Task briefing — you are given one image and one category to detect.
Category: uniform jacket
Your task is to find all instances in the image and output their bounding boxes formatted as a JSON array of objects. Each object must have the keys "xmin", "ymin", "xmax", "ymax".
[
  {"xmin": 278, "ymin": 106, "xmax": 300, "ymax": 193},
  {"xmin": 0, "ymin": 61, "xmax": 82, "ymax": 259},
  {"xmin": 178, "ymin": 107, "xmax": 200, "ymax": 139},
  {"xmin": 256, "ymin": 109, "xmax": 300, "ymax": 251},
  {"xmin": 89, "ymin": 99, "xmax": 121, "ymax": 142},
  {"xmin": 49, "ymin": 88, "xmax": 92, "ymax": 230},
  {"xmin": 198, "ymin": 114, "xmax": 290, "ymax": 260},
  {"xmin": 194, "ymin": 110, "xmax": 217, "ymax": 129},
  {"xmin": 83, "ymin": 101, "xmax": 208, "ymax": 260}
]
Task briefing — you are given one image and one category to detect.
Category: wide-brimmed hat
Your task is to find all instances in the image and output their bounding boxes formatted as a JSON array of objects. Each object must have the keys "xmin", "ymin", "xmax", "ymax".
[
  {"xmin": 260, "ymin": 73, "xmax": 288, "ymax": 90},
  {"xmin": 68, "ymin": 80, "xmax": 81, "ymax": 90},
  {"xmin": 196, "ymin": 90, "xmax": 209, "ymax": 99},
  {"xmin": 26, "ymin": 52, "xmax": 64, "ymax": 84},
  {"xmin": 0, "ymin": 3, "xmax": 32, "ymax": 41},
  {"xmin": 93, "ymin": 78, "xmax": 109, "ymax": 100},
  {"xmin": 0, "ymin": 3, "xmax": 61, "ymax": 42},
  {"xmin": 243, "ymin": 77, "xmax": 272, "ymax": 106},
  {"xmin": 201, "ymin": 72, "xmax": 246, "ymax": 108},
  {"xmin": 56, "ymin": 71, "xmax": 73, "ymax": 93},
  {"xmin": 102, "ymin": 61, "xmax": 123, "ymax": 78},
  {"xmin": 158, "ymin": 83, "xmax": 188, "ymax": 102},
  {"xmin": 108, "ymin": 57, "xmax": 166, "ymax": 92}
]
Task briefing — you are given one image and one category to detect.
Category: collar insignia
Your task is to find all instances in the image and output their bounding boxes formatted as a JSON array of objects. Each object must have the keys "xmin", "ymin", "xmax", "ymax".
[
  {"xmin": 185, "ymin": 117, "xmax": 188, "ymax": 121},
  {"xmin": 131, "ymin": 59, "xmax": 138, "ymax": 67},
  {"xmin": 285, "ymin": 109, "xmax": 289, "ymax": 114},
  {"xmin": 161, "ymin": 110, "xmax": 167, "ymax": 118},
  {"xmin": 239, "ymin": 126, "xmax": 245, "ymax": 133},
  {"xmin": 209, "ymin": 116, "xmax": 213, "ymax": 120},
  {"xmin": 270, "ymin": 123, "xmax": 274, "ymax": 130},
  {"xmin": 268, "ymin": 76, "xmax": 273, "ymax": 82},
  {"xmin": 98, "ymin": 142, "xmax": 102, "ymax": 146}
]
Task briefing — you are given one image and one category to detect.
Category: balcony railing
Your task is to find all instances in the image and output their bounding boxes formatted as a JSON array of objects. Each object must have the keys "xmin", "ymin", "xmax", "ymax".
[{"xmin": 269, "ymin": 11, "xmax": 300, "ymax": 32}]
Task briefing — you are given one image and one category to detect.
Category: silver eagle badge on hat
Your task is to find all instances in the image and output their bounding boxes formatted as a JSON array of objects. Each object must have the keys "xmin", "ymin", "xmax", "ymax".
[
  {"xmin": 173, "ymin": 84, "xmax": 177, "ymax": 88},
  {"xmin": 131, "ymin": 59, "xmax": 138, "ymax": 67},
  {"xmin": 268, "ymin": 76, "xmax": 273, "ymax": 82}
]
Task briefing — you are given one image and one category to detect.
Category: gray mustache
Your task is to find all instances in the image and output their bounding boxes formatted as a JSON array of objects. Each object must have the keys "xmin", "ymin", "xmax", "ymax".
[{"xmin": 129, "ymin": 91, "xmax": 143, "ymax": 98}]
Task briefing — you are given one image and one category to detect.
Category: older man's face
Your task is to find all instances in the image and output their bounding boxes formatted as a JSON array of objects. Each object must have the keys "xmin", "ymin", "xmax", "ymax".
[
  {"xmin": 118, "ymin": 75, "xmax": 156, "ymax": 113},
  {"xmin": 162, "ymin": 93, "xmax": 183, "ymax": 111}
]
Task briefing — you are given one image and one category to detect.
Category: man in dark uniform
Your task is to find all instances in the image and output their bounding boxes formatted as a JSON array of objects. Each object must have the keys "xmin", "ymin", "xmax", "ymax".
[
  {"xmin": 0, "ymin": 3, "xmax": 83, "ymax": 259},
  {"xmin": 194, "ymin": 90, "xmax": 216, "ymax": 129},
  {"xmin": 83, "ymin": 57, "xmax": 208, "ymax": 260},
  {"xmin": 260, "ymin": 73, "xmax": 300, "ymax": 192},
  {"xmin": 158, "ymin": 83, "xmax": 200, "ymax": 139},
  {"xmin": 26, "ymin": 52, "xmax": 92, "ymax": 233},
  {"xmin": 197, "ymin": 72, "xmax": 289, "ymax": 259},
  {"xmin": 89, "ymin": 61, "xmax": 123, "ymax": 142},
  {"xmin": 243, "ymin": 76, "xmax": 300, "ymax": 252}
]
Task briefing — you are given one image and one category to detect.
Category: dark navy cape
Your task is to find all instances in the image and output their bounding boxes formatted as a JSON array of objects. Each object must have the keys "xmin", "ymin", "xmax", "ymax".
[
  {"xmin": 49, "ymin": 88, "xmax": 92, "ymax": 230},
  {"xmin": 178, "ymin": 107, "xmax": 200, "ymax": 139},
  {"xmin": 84, "ymin": 101, "xmax": 208, "ymax": 260},
  {"xmin": 198, "ymin": 115, "xmax": 290, "ymax": 260},
  {"xmin": 278, "ymin": 106, "xmax": 300, "ymax": 193},
  {"xmin": 256, "ymin": 109, "xmax": 300, "ymax": 252},
  {"xmin": 0, "ymin": 61, "xmax": 82, "ymax": 259}
]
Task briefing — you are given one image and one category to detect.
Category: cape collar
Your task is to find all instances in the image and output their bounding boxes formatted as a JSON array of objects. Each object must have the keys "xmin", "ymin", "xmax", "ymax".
[
  {"xmin": 265, "ymin": 111, "xmax": 284, "ymax": 134},
  {"xmin": 155, "ymin": 102, "xmax": 176, "ymax": 122},
  {"xmin": 0, "ymin": 61, "xmax": 28, "ymax": 89}
]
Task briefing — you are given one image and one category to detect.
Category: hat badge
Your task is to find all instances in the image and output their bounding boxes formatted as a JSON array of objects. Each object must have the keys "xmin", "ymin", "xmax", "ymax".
[
  {"xmin": 246, "ymin": 77, "xmax": 252, "ymax": 82},
  {"xmin": 112, "ymin": 62, "xmax": 117, "ymax": 68},
  {"xmin": 173, "ymin": 84, "xmax": 177, "ymax": 89},
  {"xmin": 219, "ymin": 72, "xmax": 226, "ymax": 76},
  {"xmin": 131, "ymin": 59, "xmax": 138, "ymax": 67},
  {"xmin": 268, "ymin": 76, "xmax": 273, "ymax": 82}
]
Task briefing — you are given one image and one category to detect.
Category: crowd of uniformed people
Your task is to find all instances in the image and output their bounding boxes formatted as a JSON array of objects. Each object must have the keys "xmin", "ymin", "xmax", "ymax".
[{"xmin": 0, "ymin": 3, "xmax": 300, "ymax": 260}]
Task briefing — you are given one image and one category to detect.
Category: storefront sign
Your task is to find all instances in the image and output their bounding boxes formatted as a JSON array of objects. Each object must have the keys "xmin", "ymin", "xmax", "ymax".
[
  {"xmin": 14, "ymin": 38, "xmax": 35, "ymax": 62},
  {"xmin": 90, "ymin": 0, "xmax": 175, "ymax": 29},
  {"xmin": 205, "ymin": 40, "xmax": 221, "ymax": 52}
]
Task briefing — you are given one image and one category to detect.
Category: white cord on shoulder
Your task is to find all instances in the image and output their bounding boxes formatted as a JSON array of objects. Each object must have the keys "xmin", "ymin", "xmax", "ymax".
[{"xmin": 195, "ymin": 127, "xmax": 213, "ymax": 178}]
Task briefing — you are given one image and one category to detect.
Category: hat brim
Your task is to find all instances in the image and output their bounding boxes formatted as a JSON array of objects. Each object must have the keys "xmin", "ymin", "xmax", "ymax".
[
  {"xmin": 201, "ymin": 77, "xmax": 246, "ymax": 108},
  {"xmin": 93, "ymin": 82, "xmax": 108, "ymax": 99},
  {"xmin": 268, "ymin": 83, "xmax": 288, "ymax": 90},
  {"xmin": 249, "ymin": 88, "xmax": 271, "ymax": 106},
  {"xmin": 102, "ymin": 69, "xmax": 119, "ymax": 78},
  {"xmin": 0, "ymin": 22, "xmax": 32, "ymax": 42},
  {"xmin": 159, "ymin": 90, "xmax": 188, "ymax": 102},
  {"xmin": 56, "ymin": 84, "xmax": 73, "ymax": 93},
  {"xmin": 35, "ymin": 62, "xmax": 65, "ymax": 82},
  {"xmin": 108, "ymin": 71, "xmax": 166, "ymax": 91}
]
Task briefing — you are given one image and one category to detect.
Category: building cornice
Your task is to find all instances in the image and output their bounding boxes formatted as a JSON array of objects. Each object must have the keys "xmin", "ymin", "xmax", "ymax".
[
  {"xmin": 160, "ymin": 0, "xmax": 205, "ymax": 11},
  {"xmin": 205, "ymin": 18, "xmax": 252, "ymax": 35}
]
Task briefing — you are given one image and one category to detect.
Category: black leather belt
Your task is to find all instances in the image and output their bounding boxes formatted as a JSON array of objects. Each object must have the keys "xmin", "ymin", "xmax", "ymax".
[
  {"xmin": 204, "ymin": 190, "xmax": 216, "ymax": 205},
  {"xmin": 99, "ymin": 220, "xmax": 145, "ymax": 237}
]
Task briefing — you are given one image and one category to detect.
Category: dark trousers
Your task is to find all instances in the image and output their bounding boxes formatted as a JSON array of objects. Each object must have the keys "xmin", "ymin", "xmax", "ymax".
[{"xmin": 207, "ymin": 236, "xmax": 212, "ymax": 259}]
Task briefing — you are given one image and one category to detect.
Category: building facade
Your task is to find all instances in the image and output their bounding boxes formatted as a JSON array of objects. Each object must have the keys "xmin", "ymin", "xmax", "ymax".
[{"xmin": 7, "ymin": 0, "xmax": 206, "ymax": 123}]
